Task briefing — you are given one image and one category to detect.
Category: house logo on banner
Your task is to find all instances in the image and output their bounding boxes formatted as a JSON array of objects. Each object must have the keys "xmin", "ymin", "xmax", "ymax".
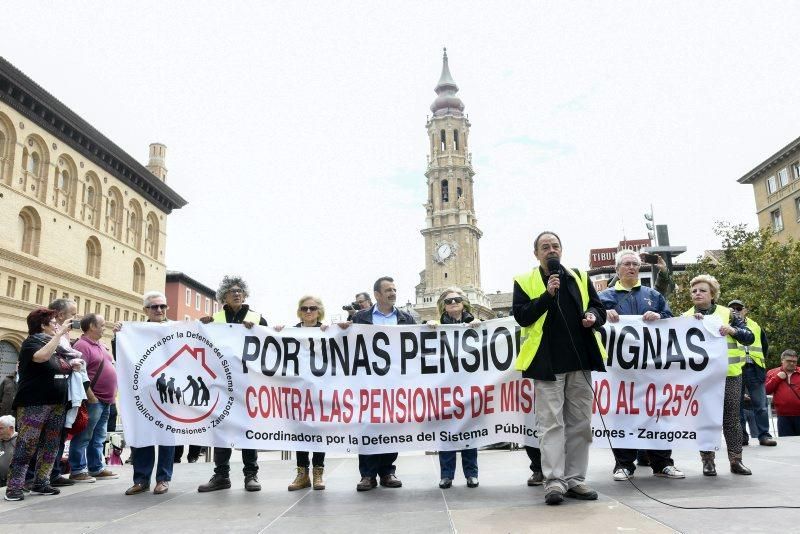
[{"xmin": 130, "ymin": 331, "xmax": 235, "ymax": 437}]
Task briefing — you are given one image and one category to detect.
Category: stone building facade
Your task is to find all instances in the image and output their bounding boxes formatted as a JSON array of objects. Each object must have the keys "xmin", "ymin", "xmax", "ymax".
[{"xmin": 0, "ymin": 57, "xmax": 186, "ymax": 367}]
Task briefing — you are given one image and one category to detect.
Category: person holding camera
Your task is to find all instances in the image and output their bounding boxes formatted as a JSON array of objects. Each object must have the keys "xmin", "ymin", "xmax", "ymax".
[{"xmin": 343, "ymin": 292, "xmax": 372, "ymax": 319}]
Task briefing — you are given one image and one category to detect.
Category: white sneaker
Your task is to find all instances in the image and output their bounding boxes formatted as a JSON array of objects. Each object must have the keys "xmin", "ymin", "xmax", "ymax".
[
  {"xmin": 654, "ymin": 466, "xmax": 685, "ymax": 479},
  {"xmin": 613, "ymin": 468, "xmax": 633, "ymax": 481}
]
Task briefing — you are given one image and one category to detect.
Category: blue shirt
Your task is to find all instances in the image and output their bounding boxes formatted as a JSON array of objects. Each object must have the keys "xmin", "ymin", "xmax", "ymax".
[
  {"xmin": 371, "ymin": 306, "xmax": 399, "ymax": 325},
  {"xmin": 598, "ymin": 281, "xmax": 672, "ymax": 319}
]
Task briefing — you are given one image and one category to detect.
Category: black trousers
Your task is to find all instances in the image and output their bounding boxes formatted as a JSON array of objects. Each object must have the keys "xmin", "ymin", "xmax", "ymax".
[
  {"xmin": 173, "ymin": 445, "xmax": 204, "ymax": 462},
  {"xmin": 213, "ymin": 448, "xmax": 258, "ymax": 477},
  {"xmin": 613, "ymin": 448, "xmax": 673, "ymax": 473},
  {"xmin": 358, "ymin": 452, "xmax": 397, "ymax": 477},
  {"xmin": 525, "ymin": 446, "xmax": 542, "ymax": 472},
  {"xmin": 296, "ymin": 451, "xmax": 325, "ymax": 468}
]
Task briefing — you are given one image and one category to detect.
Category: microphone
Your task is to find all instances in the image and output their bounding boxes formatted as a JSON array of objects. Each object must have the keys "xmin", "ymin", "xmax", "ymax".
[{"xmin": 546, "ymin": 257, "xmax": 561, "ymax": 296}]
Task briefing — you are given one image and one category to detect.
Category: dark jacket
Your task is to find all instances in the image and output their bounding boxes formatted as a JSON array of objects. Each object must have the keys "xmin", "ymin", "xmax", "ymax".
[
  {"xmin": 221, "ymin": 304, "xmax": 268, "ymax": 326},
  {"xmin": 352, "ymin": 305, "xmax": 416, "ymax": 325},
  {"xmin": 0, "ymin": 376, "xmax": 17, "ymax": 417},
  {"xmin": 512, "ymin": 267, "xmax": 607, "ymax": 380},
  {"xmin": 598, "ymin": 283, "xmax": 673, "ymax": 318},
  {"xmin": 440, "ymin": 310, "xmax": 475, "ymax": 325}
]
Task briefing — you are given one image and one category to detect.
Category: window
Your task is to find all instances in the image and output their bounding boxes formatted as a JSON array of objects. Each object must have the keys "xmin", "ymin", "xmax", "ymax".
[
  {"xmin": 771, "ymin": 208, "xmax": 784, "ymax": 232},
  {"xmin": 213, "ymin": 302, "xmax": 219, "ymax": 313},
  {"xmin": 5, "ymin": 277, "xmax": 16, "ymax": 298},
  {"xmin": 196, "ymin": 293, "xmax": 201, "ymax": 310},
  {"xmin": 132, "ymin": 259, "xmax": 145, "ymax": 293},
  {"xmin": 85, "ymin": 237, "xmax": 101, "ymax": 278},
  {"xmin": 49, "ymin": 289, "xmax": 57, "ymax": 303},
  {"xmin": 185, "ymin": 288, "xmax": 192, "ymax": 306},
  {"xmin": 35, "ymin": 285, "xmax": 44, "ymax": 305},
  {"xmin": 441, "ymin": 179, "xmax": 449, "ymax": 203},
  {"xmin": 114, "ymin": 308, "xmax": 120, "ymax": 322},
  {"xmin": 453, "ymin": 129, "xmax": 459, "ymax": 151},
  {"xmin": 124, "ymin": 310, "xmax": 129, "ymax": 321},
  {"xmin": 779, "ymin": 167, "xmax": 790, "ymax": 188},
  {"xmin": 793, "ymin": 162, "xmax": 800, "ymax": 180},
  {"xmin": 18, "ymin": 207, "xmax": 42, "ymax": 256},
  {"xmin": 767, "ymin": 175, "xmax": 777, "ymax": 194},
  {"xmin": 145, "ymin": 212, "xmax": 159, "ymax": 259},
  {"xmin": 205, "ymin": 297, "xmax": 211, "ymax": 314},
  {"xmin": 105, "ymin": 305, "xmax": 111, "ymax": 319},
  {"xmin": 62, "ymin": 292, "xmax": 69, "ymax": 299},
  {"xmin": 95, "ymin": 302, "xmax": 100, "ymax": 314},
  {"xmin": 74, "ymin": 295, "xmax": 80, "ymax": 309},
  {"xmin": 21, "ymin": 281, "xmax": 30, "ymax": 302},
  {"xmin": 795, "ymin": 197, "xmax": 800, "ymax": 222},
  {"xmin": 84, "ymin": 299, "xmax": 91, "ymax": 315},
  {"xmin": 184, "ymin": 315, "xmax": 191, "ymax": 321},
  {"xmin": 440, "ymin": 129, "xmax": 446, "ymax": 151}
]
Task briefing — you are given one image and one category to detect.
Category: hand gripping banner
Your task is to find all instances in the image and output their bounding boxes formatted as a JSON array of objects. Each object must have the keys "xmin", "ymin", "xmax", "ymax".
[{"xmin": 115, "ymin": 316, "xmax": 727, "ymax": 453}]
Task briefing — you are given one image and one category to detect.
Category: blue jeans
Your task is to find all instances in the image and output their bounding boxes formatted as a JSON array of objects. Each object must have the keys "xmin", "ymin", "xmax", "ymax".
[
  {"xmin": 777, "ymin": 416, "xmax": 800, "ymax": 437},
  {"xmin": 740, "ymin": 364, "xmax": 771, "ymax": 439},
  {"xmin": 132, "ymin": 446, "xmax": 174, "ymax": 485},
  {"xmin": 69, "ymin": 401, "xmax": 110, "ymax": 474},
  {"xmin": 439, "ymin": 448, "xmax": 478, "ymax": 479}
]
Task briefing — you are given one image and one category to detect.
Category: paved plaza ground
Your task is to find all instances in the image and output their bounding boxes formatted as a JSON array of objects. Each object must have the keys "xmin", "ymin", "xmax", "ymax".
[{"xmin": 1, "ymin": 438, "xmax": 799, "ymax": 533}]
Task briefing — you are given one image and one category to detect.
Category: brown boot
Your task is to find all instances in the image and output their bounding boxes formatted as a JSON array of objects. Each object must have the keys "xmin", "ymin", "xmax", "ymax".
[
  {"xmin": 288, "ymin": 467, "xmax": 310, "ymax": 491},
  {"xmin": 312, "ymin": 466, "xmax": 325, "ymax": 490}
]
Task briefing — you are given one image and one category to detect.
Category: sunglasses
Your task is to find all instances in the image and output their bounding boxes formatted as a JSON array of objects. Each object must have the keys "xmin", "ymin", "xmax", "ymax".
[
  {"xmin": 145, "ymin": 304, "xmax": 168, "ymax": 311},
  {"xmin": 730, "ymin": 306, "xmax": 743, "ymax": 312},
  {"xmin": 299, "ymin": 306, "xmax": 319, "ymax": 312},
  {"xmin": 443, "ymin": 297, "xmax": 464, "ymax": 305}
]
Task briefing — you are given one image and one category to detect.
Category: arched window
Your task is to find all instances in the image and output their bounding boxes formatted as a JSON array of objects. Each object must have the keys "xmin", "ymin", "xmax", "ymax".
[
  {"xmin": 453, "ymin": 130, "xmax": 459, "ymax": 151},
  {"xmin": 0, "ymin": 113, "xmax": 14, "ymax": 185},
  {"xmin": 132, "ymin": 258, "xmax": 145, "ymax": 293},
  {"xmin": 105, "ymin": 187, "xmax": 123, "ymax": 239},
  {"xmin": 18, "ymin": 207, "xmax": 42, "ymax": 256},
  {"xmin": 440, "ymin": 129, "xmax": 446, "ymax": 152},
  {"xmin": 53, "ymin": 155, "xmax": 78, "ymax": 215},
  {"xmin": 127, "ymin": 200, "xmax": 142, "ymax": 250},
  {"xmin": 82, "ymin": 172, "xmax": 102, "ymax": 229},
  {"xmin": 145, "ymin": 212, "xmax": 159, "ymax": 259},
  {"xmin": 85, "ymin": 237, "xmax": 101, "ymax": 278},
  {"xmin": 441, "ymin": 179, "xmax": 449, "ymax": 203},
  {"xmin": 21, "ymin": 135, "xmax": 49, "ymax": 201}
]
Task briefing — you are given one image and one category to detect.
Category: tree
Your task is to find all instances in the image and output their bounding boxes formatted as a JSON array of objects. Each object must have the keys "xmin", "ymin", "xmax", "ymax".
[{"xmin": 672, "ymin": 222, "xmax": 800, "ymax": 369}]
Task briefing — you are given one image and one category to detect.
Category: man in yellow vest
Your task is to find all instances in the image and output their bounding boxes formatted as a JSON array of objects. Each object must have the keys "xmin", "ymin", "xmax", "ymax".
[
  {"xmin": 512, "ymin": 231, "xmax": 607, "ymax": 506},
  {"xmin": 729, "ymin": 300, "xmax": 776, "ymax": 447},
  {"xmin": 198, "ymin": 276, "xmax": 268, "ymax": 493}
]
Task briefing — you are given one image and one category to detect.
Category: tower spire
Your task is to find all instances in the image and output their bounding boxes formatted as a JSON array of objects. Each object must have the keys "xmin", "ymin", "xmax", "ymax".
[{"xmin": 431, "ymin": 47, "xmax": 464, "ymax": 117}]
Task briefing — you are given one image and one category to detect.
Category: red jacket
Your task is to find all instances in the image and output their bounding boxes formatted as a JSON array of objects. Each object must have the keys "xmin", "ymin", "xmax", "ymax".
[{"xmin": 765, "ymin": 368, "xmax": 800, "ymax": 416}]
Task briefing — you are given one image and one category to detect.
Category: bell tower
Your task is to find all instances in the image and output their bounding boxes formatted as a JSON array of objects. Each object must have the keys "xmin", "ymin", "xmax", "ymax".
[{"xmin": 414, "ymin": 49, "xmax": 492, "ymax": 322}]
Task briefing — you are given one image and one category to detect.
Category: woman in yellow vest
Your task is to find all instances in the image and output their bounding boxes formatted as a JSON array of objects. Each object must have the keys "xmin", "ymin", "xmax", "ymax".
[{"xmin": 684, "ymin": 275, "xmax": 754, "ymax": 476}]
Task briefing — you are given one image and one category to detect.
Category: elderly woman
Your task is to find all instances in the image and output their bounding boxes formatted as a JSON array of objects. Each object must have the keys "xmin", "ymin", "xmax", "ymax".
[
  {"xmin": 278, "ymin": 295, "xmax": 328, "ymax": 491},
  {"xmin": 434, "ymin": 287, "xmax": 481, "ymax": 489},
  {"xmin": 4, "ymin": 308, "xmax": 78, "ymax": 501},
  {"xmin": 683, "ymin": 275, "xmax": 754, "ymax": 476}
]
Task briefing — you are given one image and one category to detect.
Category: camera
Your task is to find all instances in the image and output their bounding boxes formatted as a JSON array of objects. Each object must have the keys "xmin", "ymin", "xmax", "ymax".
[
  {"xmin": 342, "ymin": 302, "xmax": 360, "ymax": 312},
  {"xmin": 71, "ymin": 319, "xmax": 82, "ymax": 329},
  {"xmin": 641, "ymin": 252, "xmax": 660, "ymax": 264}
]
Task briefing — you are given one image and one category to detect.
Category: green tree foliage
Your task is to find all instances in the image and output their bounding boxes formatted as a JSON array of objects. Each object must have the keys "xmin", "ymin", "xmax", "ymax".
[{"xmin": 672, "ymin": 222, "xmax": 800, "ymax": 368}]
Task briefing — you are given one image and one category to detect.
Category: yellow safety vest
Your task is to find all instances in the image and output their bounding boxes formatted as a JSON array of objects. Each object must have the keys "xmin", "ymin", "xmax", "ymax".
[
  {"xmin": 682, "ymin": 305, "xmax": 745, "ymax": 377},
  {"xmin": 513, "ymin": 267, "xmax": 606, "ymax": 371},
  {"xmin": 731, "ymin": 318, "xmax": 764, "ymax": 368},
  {"xmin": 212, "ymin": 308, "xmax": 262, "ymax": 325}
]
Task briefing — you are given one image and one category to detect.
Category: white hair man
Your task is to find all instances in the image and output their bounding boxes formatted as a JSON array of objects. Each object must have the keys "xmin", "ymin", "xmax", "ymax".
[{"xmin": 0, "ymin": 415, "xmax": 17, "ymax": 486}]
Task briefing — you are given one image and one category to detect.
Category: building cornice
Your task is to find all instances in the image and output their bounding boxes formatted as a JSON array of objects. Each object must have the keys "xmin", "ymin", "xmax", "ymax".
[
  {"xmin": 738, "ymin": 135, "xmax": 800, "ymax": 184},
  {"xmin": 166, "ymin": 270, "xmax": 216, "ymax": 297},
  {"xmin": 0, "ymin": 57, "xmax": 187, "ymax": 213}
]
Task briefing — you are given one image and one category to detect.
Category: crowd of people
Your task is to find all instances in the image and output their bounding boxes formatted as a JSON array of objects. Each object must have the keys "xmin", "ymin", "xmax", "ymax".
[{"xmin": 3, "ymin": 232, "xmax": 798, "ymax": 504}]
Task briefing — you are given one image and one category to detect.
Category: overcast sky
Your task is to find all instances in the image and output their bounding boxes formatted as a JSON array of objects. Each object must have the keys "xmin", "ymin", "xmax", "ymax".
[{"xmin": 3, "ymin": 2, "xmax": 798, "ymax": 324}]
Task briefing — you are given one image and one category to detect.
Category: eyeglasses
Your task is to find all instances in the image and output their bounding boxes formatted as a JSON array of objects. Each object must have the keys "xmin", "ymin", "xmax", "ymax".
[
  {"xmin": 620, "ymin": 262, "xmax": 640, "ymax": 268},
  {"xmin": 299, "ymin": 306, "xmax": 319, "ymax": 312},
  {"xmin": 145, "ymin": 304, "xmax": 168, "ymax": 311},
  {"xmin": 730, "ymin": 306, "xmax": 743, "ymax": 312},
  {"xmin": 228, "ymin": 289, "xmax": 244, "ymax": 295},
  {"xmin": 443, "ymin": 297, "xmax": 464, "ymax": 305}
]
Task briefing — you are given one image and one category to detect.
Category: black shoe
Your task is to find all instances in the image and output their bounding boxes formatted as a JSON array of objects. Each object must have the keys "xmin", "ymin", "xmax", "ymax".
[
  {"xmin": 197, "ymin": 474, "xmax": 232, "ymax": 492},
  {"xmin": 565, "ymin": 484, "xmax": 598, "ymax": 500},
  {"xmin": 527, "ymin": 471, "xmax": 544, "ymax": 486},
  {"xmin": 759, "ymin": 437, "xmax": 777, "ymax": 447},
  {"xmin": 730, "ymin": 460, "xmax": 752, "ymax": 475},
  {"xmin": 50, "ymin": 476, "xmax": 75, "ymax": 487},
  {"xmin": 4, "ymin": 489, "xmax": 24, "ymax": 501},
  {"xmin": 545, "ymin": 489, "xmax": 564, "ymax": 505},
  {"xmin": 466, "ymin": 477, "xmax": 479, "ymax": 488},
  {"xmin": 244, "ymin": 474, "xmax": 261, "ymax": 492},
  {"xmin": 702, "ymin": 459, "xmax": 716, "ymax": 476},
  {"xmin": 356, "ymin": 476, "xmax": 377, "ymax": 491},
  {"xmin": 438, "ymin": 478, "xmax": 452, "ymax": 489},
  {"xmin": 31, "ymin": 484, "xmax": 60, "ymax": 496}
]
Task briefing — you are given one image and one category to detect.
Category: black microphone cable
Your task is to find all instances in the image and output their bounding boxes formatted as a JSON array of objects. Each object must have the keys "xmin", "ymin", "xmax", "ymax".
[{"xmin": 550, "ymin": 285, "xmax": 800, "ymax": 510}]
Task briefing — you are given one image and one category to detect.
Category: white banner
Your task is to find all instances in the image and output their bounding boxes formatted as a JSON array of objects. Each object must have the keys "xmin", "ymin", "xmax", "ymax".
[{"xmin": 115, "ymin": 316, "xmax": 727, "ymax": 453}]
